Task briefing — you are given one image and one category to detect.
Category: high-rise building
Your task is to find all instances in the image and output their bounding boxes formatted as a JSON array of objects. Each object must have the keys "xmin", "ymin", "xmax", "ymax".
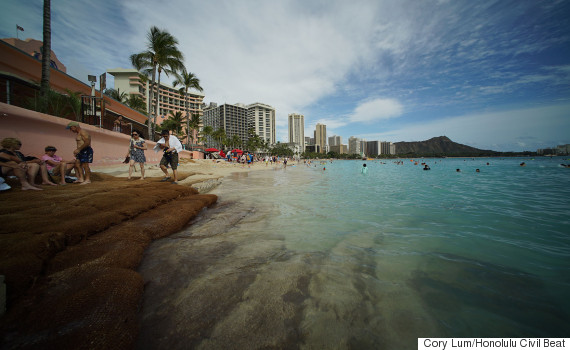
[
  {"xmin": 203, "ymin": 103, "xmax": 248, "ymax": 147},
  {"xmin": 348, "ymin": 136, "xmax": 361, "ymax": 155},
  {"xmin": 360, "ymin": 140, "xmax": 367, "ymax": 156},
  {"xmin": 330, "ymin": 144, "xmax": 347, "ymax": 154},
  {"xmin": 328, "ymin": 135, "xmax": 341, "ymax": 146},
  {"xmin": 107, "ymin": 68, "xmax": 204, "ymax": 122},
  {"xmin": 288, "ymin": 113, "xmax": 305, "ymax": 152},
  {"xmin": 315, "ymin": 123, "xmax": 327, "ymax": 154},
  {"xmin": 247, "ymin": 102, "xmax": 276, "ymax": 145},
  {"xmin": 366, "ymin": 141, "xmax": 381, "ymax": 157},
  {"xmin": 380, "ymin": 141, "xmax": 395, "ymax": 155}
]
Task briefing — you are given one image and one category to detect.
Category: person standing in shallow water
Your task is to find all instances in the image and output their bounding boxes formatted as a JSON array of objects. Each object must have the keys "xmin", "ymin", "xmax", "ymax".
[
  {"xmin": 126, "ymin": 131, "xmax": 147, "ymax": 180},
  {"xmin": 67, "ymin": 122, "xmax": 93, "ymax": 184}
]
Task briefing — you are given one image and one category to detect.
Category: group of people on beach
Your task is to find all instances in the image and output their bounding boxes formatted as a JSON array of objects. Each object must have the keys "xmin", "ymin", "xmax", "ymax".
[
  {"xmin": 0, "ymin": 121, "xmax": 93, "ymax": 191},
  {"xmin": 0, "ymin": 120, "xmax": 186, "ymax": 191}
]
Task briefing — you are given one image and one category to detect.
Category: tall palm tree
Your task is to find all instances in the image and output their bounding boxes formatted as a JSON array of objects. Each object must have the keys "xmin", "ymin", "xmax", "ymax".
[
  {"xmin": 130, "ymin": 26, "xmax": 184, "ymax": 138},
  {"xmin": 40, "ymin": 0, "xmax": 51, "ymax": 98},
  {"xmin": 173, "ymin": 69, "xmax": 203, "ymax": 147}
]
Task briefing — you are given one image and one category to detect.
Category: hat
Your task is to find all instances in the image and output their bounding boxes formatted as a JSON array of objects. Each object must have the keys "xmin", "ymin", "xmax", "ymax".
[
  {"xmin": 66, "ymin": 121, "xmax": 79, "ymax": 129},
  {"xmin": 160, "ymin": 129, "xmax": 170, "ymax": 136}
]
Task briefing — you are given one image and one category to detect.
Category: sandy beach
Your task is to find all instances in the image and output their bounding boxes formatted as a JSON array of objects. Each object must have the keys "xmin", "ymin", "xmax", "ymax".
[{"xmin": 0, "ymin": 158, "xmax": 276, "ymax": 349}]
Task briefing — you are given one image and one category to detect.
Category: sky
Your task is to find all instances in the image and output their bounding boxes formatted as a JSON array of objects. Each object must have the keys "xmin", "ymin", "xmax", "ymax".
[{"xmin": 1, "ymin": 0, "xmax": 569, "ymax": 152}]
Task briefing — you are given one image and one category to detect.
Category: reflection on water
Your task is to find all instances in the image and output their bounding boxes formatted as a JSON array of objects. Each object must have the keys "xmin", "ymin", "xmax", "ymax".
[{"xmin": 137, "ymin": 159, "xmax": 570, "ymax": 349}]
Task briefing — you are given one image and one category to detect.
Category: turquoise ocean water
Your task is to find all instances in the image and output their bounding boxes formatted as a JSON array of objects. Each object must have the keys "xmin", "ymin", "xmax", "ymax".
[{"xmin": 137, "ymin": 158, "xmax": 570, "ymax": 349}]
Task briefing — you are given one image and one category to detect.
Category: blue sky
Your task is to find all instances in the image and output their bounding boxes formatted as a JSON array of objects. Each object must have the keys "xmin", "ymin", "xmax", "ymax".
[{"xmin": 1, "ymin": 0, "xmax": 569, "ymax": 151}]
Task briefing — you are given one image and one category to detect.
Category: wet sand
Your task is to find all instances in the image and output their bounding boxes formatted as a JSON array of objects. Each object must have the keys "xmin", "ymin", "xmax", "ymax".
[{"xmin": 0, "ymin": 159, "xmax": 274, "ymax": 349}]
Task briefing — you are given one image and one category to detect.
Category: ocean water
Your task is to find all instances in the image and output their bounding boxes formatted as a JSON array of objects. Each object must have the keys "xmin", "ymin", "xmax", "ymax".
[{"xmin": 136, "ymin": 158, "xmax": 570, "ymax": 349}]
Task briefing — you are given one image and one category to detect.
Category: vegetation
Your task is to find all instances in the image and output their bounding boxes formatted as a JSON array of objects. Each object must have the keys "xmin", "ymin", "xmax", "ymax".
[
  {"xmin": 173, "ymin": 69, "xmax": 203, "ymax": 147},
  {"xmin": 269, "ymin": 142, "xmax": 294, "ymax": 157},
  {"xmin": 212, "ymin": 128, "xmax": 227, "ymax": 149},
  {"xmin": 103, "ymin": 88, "xmax": 127, "ymax": 103},
  {"xmin": 25, "ymin": 88, "xmax": 82, "ymax": 120},
  {"xmin": 125, "ymin": 95, "xmax": 147, "ymax": 114},
  {"xmin": 200, "ymin": 126, "xmax": 213, "ymax": 148},
  {"xmin": 161, "ymin": 111, "xmax": 185, "ymax": 137},
  {"xmin": 130, "ymin": 26, "xmax": 184, "ymax": 138},
  {"xmin": 186, "ymin": 113, "xmax": 201, "ymax": 149}
]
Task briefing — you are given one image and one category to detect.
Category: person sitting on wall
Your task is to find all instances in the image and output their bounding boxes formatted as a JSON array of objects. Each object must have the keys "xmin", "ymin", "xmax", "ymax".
[
  {"xmin": 0, "ymin": 137, "xmax": 56, "ymax": 188},
  {"xmin": 41, "ymin": 146, "xmax": 77, "ymax": 185}
]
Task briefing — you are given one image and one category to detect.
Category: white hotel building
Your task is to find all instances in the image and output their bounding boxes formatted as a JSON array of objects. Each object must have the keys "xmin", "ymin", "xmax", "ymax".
[{"xmin": 107, "ymin": 68, "xmax": 204, "ymax": 125}]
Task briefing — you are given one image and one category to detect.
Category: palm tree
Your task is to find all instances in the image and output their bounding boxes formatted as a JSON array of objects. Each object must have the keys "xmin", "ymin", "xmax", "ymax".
[
  {"xmin": 201, "ymin": 125, "xmax": 213, "ymax": 148},
  {"xmin": 212, "ymin": 128, "xmax": 227, "ymax": 149},
  {"xmin": 230, "ymin": 135, "xmax": 241, "ymax": 150},
  {"xmin": 187, "ymin": 113, "xmax": 201, "ymax": 150},
  {"xmin": 125, "ymin": 94, "xmax": 147, "ymax": 114},
  {"xmin": 173, "ymin": 69, "xmax": 203, "ymax": 147},
  {"xmin": 162, "ymin": 111, "xmax": 184, "ymax": 135},
  {"xmin": 104, "ymin": 88, "xmax": 127, "ymax": 103},
  {"xmin": 130, "ymin": 26, "xmax": 184, "ymax": 138},
  {"xmin": 40, "ymin": 0, "xmax": 51, "ymax": 98}
]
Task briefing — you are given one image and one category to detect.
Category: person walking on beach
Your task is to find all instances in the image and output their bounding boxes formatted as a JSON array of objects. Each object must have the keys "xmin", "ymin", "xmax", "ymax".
[
  {"xmin": 154, "ymin": 129, "xmax": 182, "ymax": 184},
  {"xmin": 67, "ymin": 121, "xmax": 93, "ymax": 184},
  {"xmin": 126, "ymin": 130, "xmax": 147, "ymax": 180}
]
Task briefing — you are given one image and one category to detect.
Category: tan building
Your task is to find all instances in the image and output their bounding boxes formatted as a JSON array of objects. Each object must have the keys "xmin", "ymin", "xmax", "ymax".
[
  {"xmin": 330, "ymin": 144, "xmax": 347, "ymax": 154},
  {"xmin": 288, "ymin": 113, "xmax": 305, "ymax": 152},
  {"xmin": 315, "ymin": 123, "xmax": 327, "ymax": 154}
]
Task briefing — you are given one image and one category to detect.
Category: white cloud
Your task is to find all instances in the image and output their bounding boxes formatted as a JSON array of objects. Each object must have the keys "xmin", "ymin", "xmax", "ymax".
[
  {"xmin": 349, "ymin": 98, "xmax": 403, "ymax": 123},
  {"xmin": 359, "ymin": 103, "xmax": 570, "ymax": 151}
]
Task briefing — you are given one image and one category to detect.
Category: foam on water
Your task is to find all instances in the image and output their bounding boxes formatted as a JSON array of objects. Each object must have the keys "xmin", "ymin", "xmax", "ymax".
[{"xmin": 137, "ymin": 158, "xmax": 570, "ymax": 349}]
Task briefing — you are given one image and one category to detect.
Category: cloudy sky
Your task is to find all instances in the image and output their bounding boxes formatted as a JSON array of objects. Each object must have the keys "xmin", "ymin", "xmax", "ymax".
[{"xmin": 2, "ymin": 0, "xmax": 569, "ymax": 151}]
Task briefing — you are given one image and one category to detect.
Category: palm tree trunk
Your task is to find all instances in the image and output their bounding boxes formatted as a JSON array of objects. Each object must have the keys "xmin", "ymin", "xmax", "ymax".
[
  {"xmin": 185, "ymin": 88, "xmax": 190, "ymax": 148},
  {"xmin": 154, "ymin": 69, "xmax": 161, "ymax": 136},
  {"xmin": 148, "ymin": 67, "xmax": 156, "ymax": 139},
  {"xmin": 40, "ymin": 0, "xmax": 51, "ymax": 98}
]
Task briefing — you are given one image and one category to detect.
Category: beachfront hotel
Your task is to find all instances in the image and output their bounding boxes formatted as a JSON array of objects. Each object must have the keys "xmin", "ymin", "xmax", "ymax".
[
  {"xmin": 288, "ymin": 113, "xmax": 305, "ymax": 153},
  {"xmin": 107, "ymin": 68, "xmax": 204, "ymax": 124},
  {"xmin": 328, "ymin": 135, "xmax": 341, "ymax": 147},
  {"xmin": 247, "ymin": 102, "xmax": 276, "ymax": 144},
  {"xmin": 202, "ymin": 102, "xmax": 249, "ymax": 147},
  {"xmin": 315, "ymin": 123, "xmax": 327, "ymax": 154},
  {"xmin": 348, "ymin": 136, "xmax": 362, "ymax": 156}
]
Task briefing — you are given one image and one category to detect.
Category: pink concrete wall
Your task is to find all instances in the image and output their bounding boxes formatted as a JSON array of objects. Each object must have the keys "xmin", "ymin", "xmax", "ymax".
[{"xmin": 0, "ymin": 103, "xmax": 203, "ymax": 167}]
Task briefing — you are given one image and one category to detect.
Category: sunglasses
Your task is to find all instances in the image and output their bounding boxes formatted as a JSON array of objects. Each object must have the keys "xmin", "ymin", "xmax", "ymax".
[{"xmin": 132, "ymin": 133, "xmax": 139, "ymax": 136}]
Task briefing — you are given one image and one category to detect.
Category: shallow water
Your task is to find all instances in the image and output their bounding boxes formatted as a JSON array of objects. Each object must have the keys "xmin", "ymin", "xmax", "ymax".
[{"xmin": 137, "ymin": 157, "xmax": 570, "ymax": 349}]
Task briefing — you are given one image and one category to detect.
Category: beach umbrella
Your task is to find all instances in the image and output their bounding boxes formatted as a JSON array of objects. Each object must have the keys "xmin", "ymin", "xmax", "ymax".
[
  {"xmin": 205, "ymin": 148, "xmax": 219, "ymax": 152},
  {"xmin": 231, "ymin": 149, "xmax": 243, "ymax": 154}
]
